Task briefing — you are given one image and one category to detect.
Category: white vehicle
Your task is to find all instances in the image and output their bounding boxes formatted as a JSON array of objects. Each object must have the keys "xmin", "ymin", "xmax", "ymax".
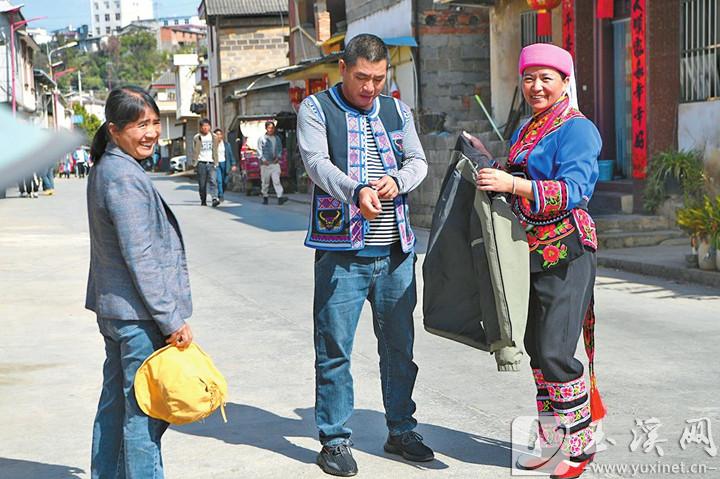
[{"xmin": 170, "ymin": 155, "xmax": 187, "ymax": 172}]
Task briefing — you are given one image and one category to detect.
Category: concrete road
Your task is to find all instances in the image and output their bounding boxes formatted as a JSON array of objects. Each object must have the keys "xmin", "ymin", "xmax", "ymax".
[{"xmin": 1, "ymin": 177, "xmax": 719, "ymax": 479}]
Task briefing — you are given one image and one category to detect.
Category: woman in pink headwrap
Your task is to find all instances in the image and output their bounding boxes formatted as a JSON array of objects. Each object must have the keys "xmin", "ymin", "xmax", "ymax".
[{"xmin": 469, "ymin": 43, "xmax": 606, "ymax": 479}]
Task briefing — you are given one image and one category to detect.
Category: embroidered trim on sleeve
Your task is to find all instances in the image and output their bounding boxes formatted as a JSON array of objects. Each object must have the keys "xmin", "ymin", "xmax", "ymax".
[{"xmin": 533, "ymin": 180, "xmax": 569, "ymax": 215}]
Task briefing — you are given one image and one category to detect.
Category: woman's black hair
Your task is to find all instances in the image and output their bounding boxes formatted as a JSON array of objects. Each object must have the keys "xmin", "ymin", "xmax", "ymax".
[{"xmin": 90, "ymin": 85, "xmax": 160, "ymax": 164}]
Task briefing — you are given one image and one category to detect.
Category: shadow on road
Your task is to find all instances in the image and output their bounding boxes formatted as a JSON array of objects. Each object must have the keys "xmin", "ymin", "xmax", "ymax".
[
  {"xmin": 0, "ymin": 458, "xmax": 84, "ymax": 478},
  {"xmin": 597, "ymin": 268, "xmax": 720, "ymax": 300},
  {"xmin": 175, "ymin": 403, "xmax": 511, "ymax": 471},
  {"xmin": 153, "ymin": 175, "xmax": 309, "ymax": 233}
]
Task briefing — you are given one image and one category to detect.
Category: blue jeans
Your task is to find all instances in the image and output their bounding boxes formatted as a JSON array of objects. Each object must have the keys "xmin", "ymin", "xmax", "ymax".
[
  {"xmin": 216, "ymin": 162, "xmax": 227, "ymax": 198},
  {"xmin": 91, "ymin": 319, "xmax": 169, "ymax": 479},
  {"xmin": 313, "ymin": 248, "xmax": 419, "ymax": 445},
  {"xmin": 41, "ymin": 166, "xmax": 55, "ymax": 190},
  {"xmin": 196, "ymin": 162, "xmax": 217, "ymax": 203}
]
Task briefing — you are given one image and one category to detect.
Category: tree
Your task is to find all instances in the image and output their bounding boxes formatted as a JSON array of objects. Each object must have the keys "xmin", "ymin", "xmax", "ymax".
[
  {"xmin": 117, "ymin": 31, "xmax": 167, "ymax": 85},
  {"xmin": 71, "ymin": 103, "xmax": 102, "ymax": 141},
  {"xmin": 53, "ymin": 31, "xmax": 190, "ymax": 95}
]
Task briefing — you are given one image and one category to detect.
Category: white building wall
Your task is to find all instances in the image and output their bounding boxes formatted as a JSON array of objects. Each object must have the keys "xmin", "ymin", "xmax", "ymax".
[
  {"xmin": 174, "ymin": 54, "xmax": 200, "ymax": 120},
  {"xmin": 678, "ymin": 100, "xmax": 720, "ymax": 167},
  {"xmin": 345, "ymin": 0, "xmax": 416, "ymax": 110},
  {"xmin": 160, "ymin": 112, "xmax": 184, "ymax": 140},
  {"xmin": 0, "ymin": 45, "xmax": 9, "ymax": 104},
  {"xmin": 27, "ymin": 28, "xmax": 52, "ymax": 45},
  {"xmin": 120, "ymin": 0, "xmax": 154, "ymax": 27},
  {"xmin": 0, "ymin": 18, "xmax": 36, "ymax": 112},
  {"xmin": 345, "ymin": 0, "xmax": 412, "ymax": 42},
  {"xmin": 90, "ymin": 0, "xmax": 153, "ymax": 37}
]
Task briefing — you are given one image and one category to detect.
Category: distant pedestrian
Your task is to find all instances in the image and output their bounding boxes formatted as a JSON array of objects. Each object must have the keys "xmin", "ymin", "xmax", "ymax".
[
  {"xmin": 86, "ymin": 85, "xmax": 194, "ymax": 479},
  {"xmin": 60, "ymin": 153, "xmax": 74, "ymax": 179},
  {"xmin": 257, "ymin": 120, "xmax": 287, "ymax": 205},
  {"xmin": 191, "ymin": 119, "xmax": 220, "ymax": 207},
  {"xmin": 18, "ymin": 174, "xmax": 39, "ymax": 198},
  {"xmin": 73, "ymin": 146, "xmax": 89, "ymax": 178},
  {"xmin": 40, "ymin": 165, "xmax": 55, "ymax": 195},
  {"xmin": 152, "ymin": 144, "xmax": 161, "ymax": 171},
  {"xmin": 214, "ymin": 128, "xmax": 236, "ymax": 203}
]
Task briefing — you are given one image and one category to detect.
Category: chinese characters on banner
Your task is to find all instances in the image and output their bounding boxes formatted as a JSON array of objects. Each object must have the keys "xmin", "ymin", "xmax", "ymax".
[
  {"xmin": 562, "ymin": 0, "xmax": 575, "ymax": 59},
  {"xmin": 631, "ymin": 0, "xmax": 648, "ymax": 179}
]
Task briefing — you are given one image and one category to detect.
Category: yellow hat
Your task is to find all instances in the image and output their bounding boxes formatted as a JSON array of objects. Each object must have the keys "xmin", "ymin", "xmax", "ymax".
[{"xmin": 134, "ymin": 343, "xmax": 228, "ymax": 425}]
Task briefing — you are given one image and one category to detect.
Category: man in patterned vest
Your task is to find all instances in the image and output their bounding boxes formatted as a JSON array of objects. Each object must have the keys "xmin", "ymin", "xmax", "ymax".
[{"xmin": 297, "ymin": 34, "xmax": 432, "ymax": 476}]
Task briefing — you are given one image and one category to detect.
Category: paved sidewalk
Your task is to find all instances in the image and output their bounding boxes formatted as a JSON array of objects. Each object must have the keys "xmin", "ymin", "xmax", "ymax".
[{"xmin": 598, "ymin": 244, "xmax": 720, "ymax": 289}]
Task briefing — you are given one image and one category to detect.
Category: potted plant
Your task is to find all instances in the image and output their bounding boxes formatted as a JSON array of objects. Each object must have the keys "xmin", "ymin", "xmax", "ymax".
[
  {"xmin": 711, "ymin": 195, "xmax": 720, "ymax": 270},
  {"xmin": 643, "ymin": 149, "xmax": 705, "ymax": 213},
  {"xmin": 677, "ymin": 195, "xmax": 719, "ymax": 271}
]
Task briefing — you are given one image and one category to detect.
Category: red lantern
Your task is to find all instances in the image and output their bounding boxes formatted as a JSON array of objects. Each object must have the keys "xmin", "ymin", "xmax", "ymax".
[
  {"xmin": 596, "ymin": 0, "xmax": 614, "ymax": 19},
  {"xmin": 527, "ymin": 0, "xmax": 561, "ymax": 37}
]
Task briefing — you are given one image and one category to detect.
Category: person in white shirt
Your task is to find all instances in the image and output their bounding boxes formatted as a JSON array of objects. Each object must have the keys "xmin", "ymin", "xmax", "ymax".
[{"xmin": 191, "ymin": 119, "xmax": 220, "ymax": 207}]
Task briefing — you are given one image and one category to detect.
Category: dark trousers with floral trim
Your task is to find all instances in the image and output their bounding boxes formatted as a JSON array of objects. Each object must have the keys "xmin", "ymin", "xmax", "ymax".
[{"xmin": 524, "ymin": 251, "xmax": 596, "ymax": 457}]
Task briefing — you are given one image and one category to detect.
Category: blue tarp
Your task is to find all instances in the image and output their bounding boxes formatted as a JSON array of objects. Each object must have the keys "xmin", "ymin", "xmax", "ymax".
[{"xmin": 382, "ymin": 36, "xmax": 418, "ymax": 47}]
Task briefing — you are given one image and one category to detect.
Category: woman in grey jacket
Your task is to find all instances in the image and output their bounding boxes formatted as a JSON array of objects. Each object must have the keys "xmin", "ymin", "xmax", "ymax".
[{"xmin": 86, "ymin": 86, "xmax": 193, "ymax": 479}]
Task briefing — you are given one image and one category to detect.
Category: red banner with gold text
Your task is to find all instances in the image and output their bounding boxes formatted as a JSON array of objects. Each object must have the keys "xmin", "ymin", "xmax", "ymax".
[
  {"xmin": 631, "ymin": 0, "xmax": 647, "ymax": 179},
  {"xmin": 562, "ymin": 0, "xmax": 575, "ymax": 59}
]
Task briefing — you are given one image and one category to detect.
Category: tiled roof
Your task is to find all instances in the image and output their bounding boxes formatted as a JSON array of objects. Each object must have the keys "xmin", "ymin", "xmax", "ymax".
[
  {"xmin": 203, "ymin": 0, "xmax": 288, "ymax": 17},
  {"xmin": 151, "ymin": 71, "xmax": 176, "ymax": 86}
]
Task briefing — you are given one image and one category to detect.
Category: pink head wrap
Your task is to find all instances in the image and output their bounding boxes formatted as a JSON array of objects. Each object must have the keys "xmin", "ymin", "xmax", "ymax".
[
  {"xmin": 518, "ymin": 43, "xmax": 578, "ymax": 109},
  {"xmin": 518, "ymin": 43, "xmax": 574, "ymax": 77}
]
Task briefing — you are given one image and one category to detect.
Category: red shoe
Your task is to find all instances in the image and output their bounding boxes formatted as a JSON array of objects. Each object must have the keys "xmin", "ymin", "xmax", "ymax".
[{"xmin": 550, "ymin": 453, "xmax": 595, "ymax": 479}]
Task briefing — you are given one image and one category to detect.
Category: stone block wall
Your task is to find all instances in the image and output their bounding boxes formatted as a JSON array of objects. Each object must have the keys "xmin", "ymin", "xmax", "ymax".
[
  {"xmin": 244, "ymin": 86, "xmax": 293, "ymax": 116},
  {"xmin": 218, "ymin": 25, "xmax": 288, "ymax": 81},
  {"xmin": 409, "ymin": 130, "xmax": 508, "ymax": 229},
  {"xmin": 408, "ymin": 132, "xmax": 459, "ymax": 228},
  {"xmin": 417, "ymin": 2, "xmax": 491, "ymax": 128}
]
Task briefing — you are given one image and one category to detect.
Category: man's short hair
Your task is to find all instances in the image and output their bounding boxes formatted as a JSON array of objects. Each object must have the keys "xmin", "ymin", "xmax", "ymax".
[
  {"xmin": 343, "ymin": 34, "xmax": 389, "ymax": 68},
  {"xmin": 199, "ymin": 118, "xmax": 211, "ymax": 126},
  {"xmin": 265, "ymin": 121, "xmax": 275, "ymax": 128},
  {"xmin": 213, "ymin": 128, "xmax": 223, "ymax": 134}
]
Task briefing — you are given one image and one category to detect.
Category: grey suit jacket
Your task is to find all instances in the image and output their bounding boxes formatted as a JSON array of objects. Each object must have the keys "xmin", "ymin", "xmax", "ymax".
[{"xmin": 85, "ymin": 143, "xmax": 192, "ymax": 335}]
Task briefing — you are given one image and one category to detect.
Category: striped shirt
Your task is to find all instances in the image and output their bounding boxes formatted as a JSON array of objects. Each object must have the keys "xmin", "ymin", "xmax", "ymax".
[{"xmin": 363, "ymin": 120, "xmax": 400, "ymax": 246}]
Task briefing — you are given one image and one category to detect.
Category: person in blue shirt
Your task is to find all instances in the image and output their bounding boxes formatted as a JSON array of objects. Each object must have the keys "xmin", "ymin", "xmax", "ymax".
[
  {"xmin": 469, "ymin": 43, "xmax": 605, "ymax": 479},
  {"xmin": 213, "ymin": 128, "xmax": 236, "ymax": 203}
]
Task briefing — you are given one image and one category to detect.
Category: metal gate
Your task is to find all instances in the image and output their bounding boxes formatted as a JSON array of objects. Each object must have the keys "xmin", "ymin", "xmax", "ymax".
[{"xmin": 680, "ymin": 0, "xmax": 720, "ymax": 102}]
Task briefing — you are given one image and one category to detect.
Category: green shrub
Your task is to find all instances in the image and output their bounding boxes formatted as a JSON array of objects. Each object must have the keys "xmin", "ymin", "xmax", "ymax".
[{"xmin": 643, "ymin": 150, "xmax": 705, "ymax": 213}]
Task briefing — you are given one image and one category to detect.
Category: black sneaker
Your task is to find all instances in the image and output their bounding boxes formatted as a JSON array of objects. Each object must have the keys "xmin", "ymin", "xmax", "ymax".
[
  {"xmin": 384, "ymin": 431, "xmax": 434, "ymax": 462},
  {"xmin": 262, "ymin": 197, "xmax": 269, "ymax": 205},
  {"xmin": 316, "ymin": 443, "xmax": 358, "ymax": 477},
  {"xmin": 278, "ymin": 196, "xmax": 288, "ymax": 205},
  {"xmin": 211, "ymin": 199, "xmax": 220, "ymax": 207},
  {"xmin": 201, "ymin": 201, "xmax": 207, "ymax": 206}
]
